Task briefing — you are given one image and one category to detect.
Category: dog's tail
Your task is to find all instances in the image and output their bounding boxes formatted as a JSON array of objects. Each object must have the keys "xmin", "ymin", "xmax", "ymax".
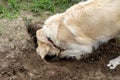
[{"xmin": 25, "ymin": 20, "xmax": 43, "ymax": 48}]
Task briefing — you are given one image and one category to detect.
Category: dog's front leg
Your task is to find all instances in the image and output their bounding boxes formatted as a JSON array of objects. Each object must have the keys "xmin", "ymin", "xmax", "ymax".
[
  {"xmin": 107, "ymin": 56, "xmax": 120, "ymax": 69},
  {"xmin": 60, "ymin": 49, "xmax": 92, "ymax": 60},
  {"xmin": 59, "ymin": 49, "xmax": 83, "ymax": 60},
  {"xmin": 59, "ymin": 45, "xmax": 92, "ymax": 60}
]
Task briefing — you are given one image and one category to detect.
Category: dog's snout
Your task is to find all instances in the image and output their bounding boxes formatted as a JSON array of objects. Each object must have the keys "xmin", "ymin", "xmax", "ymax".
[{"xmin": 44, "ymin": 53, "xmax": 56, "ymax": 61}]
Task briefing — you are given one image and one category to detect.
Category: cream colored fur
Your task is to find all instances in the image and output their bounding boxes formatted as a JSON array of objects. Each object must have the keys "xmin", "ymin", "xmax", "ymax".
[{"xmin": 36, "ymin": 0, "xmax": 120, "ymax": 68}]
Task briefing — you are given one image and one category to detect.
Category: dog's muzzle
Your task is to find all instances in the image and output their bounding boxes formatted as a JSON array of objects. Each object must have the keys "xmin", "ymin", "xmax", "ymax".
[{"xmin": 46, "ymin": 37, "xmax": 65, "ymax": 57}]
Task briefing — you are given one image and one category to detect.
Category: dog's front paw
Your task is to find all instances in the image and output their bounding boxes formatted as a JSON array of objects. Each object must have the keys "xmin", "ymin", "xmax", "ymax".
[
  {"xmin": 107, "ymin": 61, "xmax": 118, "ymax": 69},
  {"xmin": 107, "ymin": 56, "xmax": 120, "ymax": 69}
]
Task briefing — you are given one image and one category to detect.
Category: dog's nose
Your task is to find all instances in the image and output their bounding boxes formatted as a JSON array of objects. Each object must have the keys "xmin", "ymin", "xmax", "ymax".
[{"xmin": 44, "ymin": 54, "xmax": 56, "ymax": 61}]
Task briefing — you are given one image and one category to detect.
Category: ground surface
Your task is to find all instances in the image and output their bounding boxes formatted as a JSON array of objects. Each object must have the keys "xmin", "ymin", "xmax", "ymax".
[{"xmin": 0, "ymin": 11, "xmax": 120, "ymax": 80}]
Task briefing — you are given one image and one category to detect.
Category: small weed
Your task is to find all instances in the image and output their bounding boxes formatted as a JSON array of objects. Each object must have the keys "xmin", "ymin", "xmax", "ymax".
[{"xmin": 8, "ymin": 0, "xmax": 20, "ymax": 11}]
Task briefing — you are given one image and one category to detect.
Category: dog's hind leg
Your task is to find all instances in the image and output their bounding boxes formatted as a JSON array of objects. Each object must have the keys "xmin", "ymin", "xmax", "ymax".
[{"xmin": 107, "ymin": 56, "xmax": 120, "ymax": 69}]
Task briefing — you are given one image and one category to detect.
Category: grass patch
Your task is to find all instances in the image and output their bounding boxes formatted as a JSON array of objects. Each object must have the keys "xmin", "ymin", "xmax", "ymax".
[
  {"xmin": 0, "ymin": 0, "xmax": 19, "ymax": 19},
  {"xmin": 0, "ymin": 0, "xmax": 84, "ymax": 19}
]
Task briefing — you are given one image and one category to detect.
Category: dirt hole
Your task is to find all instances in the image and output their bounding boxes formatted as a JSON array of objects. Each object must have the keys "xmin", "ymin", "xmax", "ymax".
[{"xmin": 26, "ymin": 22, "xmax": 42, "ymax": 48}]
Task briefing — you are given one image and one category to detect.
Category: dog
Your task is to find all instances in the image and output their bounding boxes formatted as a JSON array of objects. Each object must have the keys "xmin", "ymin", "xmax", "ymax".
[{"xmin": 36, "ymin": 0, "xmax": 120, "ymax": 69}]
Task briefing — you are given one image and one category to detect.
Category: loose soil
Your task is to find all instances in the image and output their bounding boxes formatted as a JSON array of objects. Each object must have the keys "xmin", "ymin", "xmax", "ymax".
[{"xmin": 0, "ymin": 11, "xmax": 120, "ymax": 80}]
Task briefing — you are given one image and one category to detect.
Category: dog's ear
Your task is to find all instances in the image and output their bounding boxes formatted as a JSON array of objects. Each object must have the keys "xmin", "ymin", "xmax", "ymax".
[{"xmin": 36, "ymin": 29, "xmax": 48, "ymax": 42}]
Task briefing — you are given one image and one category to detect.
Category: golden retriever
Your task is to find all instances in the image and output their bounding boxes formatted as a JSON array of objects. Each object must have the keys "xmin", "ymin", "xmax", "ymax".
[{"xmin": 36, "ymin": 0, "xmax": 120, "ymax": 69}]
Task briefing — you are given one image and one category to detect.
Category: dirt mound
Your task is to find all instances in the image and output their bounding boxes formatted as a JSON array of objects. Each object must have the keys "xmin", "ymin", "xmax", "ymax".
[{"xmin": 0, "ymin": 12, "xmax": 120, "ymax": 80}]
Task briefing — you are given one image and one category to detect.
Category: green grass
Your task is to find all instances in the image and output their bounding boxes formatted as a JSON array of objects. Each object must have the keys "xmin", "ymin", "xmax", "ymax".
[
  {"xmin": 0, "ymin": 0, "xmax": 84, "ymax": 19},
  {"xmin": 0, "ymin": 0, "xmax": 19, "ymax": 19}
]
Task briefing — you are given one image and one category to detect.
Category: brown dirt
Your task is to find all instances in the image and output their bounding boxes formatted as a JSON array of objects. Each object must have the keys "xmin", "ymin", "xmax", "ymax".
[{"xmin": 0, "ymin": 11, "xmax": 120, "ymax": 80}]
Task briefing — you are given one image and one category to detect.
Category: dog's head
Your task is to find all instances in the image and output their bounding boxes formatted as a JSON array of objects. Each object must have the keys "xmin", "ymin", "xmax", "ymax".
[
  {"xmin": 36, "ymin": 29, "xmax": 61, "ymax": 59},
  {"xmin": 36, "ymin": 14, "xmax": 64, "ymax": 59}
]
